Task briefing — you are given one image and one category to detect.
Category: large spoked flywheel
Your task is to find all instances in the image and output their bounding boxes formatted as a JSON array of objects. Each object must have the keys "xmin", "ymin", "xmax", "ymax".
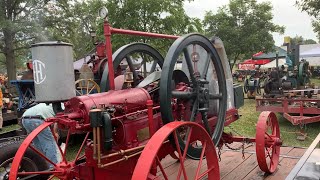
[
  {"xmin": 100, "ymin": 43, "xmax": 164, "ymax": 92},
  {"xmin": 160, "ymin": 33, "xmax": 227, "ymax": 159}
]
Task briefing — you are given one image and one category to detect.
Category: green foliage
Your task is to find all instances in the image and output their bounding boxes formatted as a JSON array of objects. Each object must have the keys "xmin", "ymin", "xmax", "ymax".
[
  {"xmin": 296, "ymin": 0, "xmax": 320, "ymax": 18},
  {"xmin": 203, "ymin": 0, "xmax": 284, "ymax": 69},
  {"xmin": 289, "ymin": 35, "xmax": 317, "ymax": 47},
  {"xmin": 296, "ymin": 0, "xmax": 320, "ymax": 42},
  {"xmin": 105, "ymin": 0, "xmax": 202, "ymax": 55},
  {"xmin": 30, "ymin": 0, "xmax": 201, "ymax": 58},
  {"xmin": 0, "ymin": 0, "xmax": 50, "ymax": 80}
]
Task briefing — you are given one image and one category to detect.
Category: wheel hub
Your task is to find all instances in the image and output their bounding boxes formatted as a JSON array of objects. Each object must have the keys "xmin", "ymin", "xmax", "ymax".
[{"xmin": 54, "ymin": 161, "xmax": 74, "ymax": 179}]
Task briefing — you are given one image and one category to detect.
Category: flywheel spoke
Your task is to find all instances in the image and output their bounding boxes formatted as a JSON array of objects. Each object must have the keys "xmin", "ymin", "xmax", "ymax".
[
  {"xmin": 63, "ymin": 129, "xmax": 71, "ymax": 157},
  {"xmin": 256, "ymin": 111, "xmax": 281, "ymax": 173},
  {"xmin": 159, "ymin": 34, "xmax": 227, "ymax": 160},
  {"xmin": 201, "ymin": 53, "xmax": 210, "ymax": 79},
  {"xmin": 132, "ymin": 122, "xmax": 220, "ymax": 180},
  {"xmin": 87, "ymin": 84, "xmax": 96, "ymax": 94},
  {"xmin": 172, "ymin": 91, "xmax": 196, "ymax": 99},
  {"xmin": 75, "ymin": 89, "xmax": 83, "ymax": 96},
  {"xmin": 156, "ymin": 156, "xmax": 168, "ymax": 180},
  {"xmin": 177, "ymin": 127, "xmax": 193, "ymax": 179},
  {"xmin": 183, "ymin": 48, "xmax": 197, "ymax": 85},
  {"xmin": 150, "ymin": 60, "xmax": 157, "ymax": 72},
  {"xmin": 197, "ymin": 167, "xmax": 215, "ymax": 180},
  {"xmin": 190, "ymin": 99, "xmax": 199, "ymax": 122},
  {"xmin": 48, "ymin": 175, "xmax": 56, "ymax": 180},
  {"xmin": 75, "ymin": 132, "xmax": 90, "ymax": 161},
  {"xmin": 173, "ymin": 131, "xmax": 188, "ymax": 179},
  {"xmin": 264, "ymin": 132, "xmax": 272, "ymax": 139},
  {"xmin": 195, "ymin": 141, "xmax": 207, "ymax": 179},
  {"xmin": 125, "ymin": 55, "xmax": 139, "ymax": 83},
  {"xmin": 209, "ymin": 93, "xmax": 222, "ymax": 99},
  {"xmin": 86, "ymin": 80, "xmax": 89, "ymax": 94},
  {"xmin": 50, "ymin": 127, "xmax": 65, "ymax": 163},
  {"xmin": 29, "ymin": 145, "xmax": 57, "ymax": 167},
  {"xmin": 18, "ymin": 170, "xmax": 63, "ymax": 176}
]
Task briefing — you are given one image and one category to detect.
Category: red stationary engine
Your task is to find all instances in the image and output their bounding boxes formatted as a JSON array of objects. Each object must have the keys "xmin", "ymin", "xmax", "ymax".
[{"xmin": 8, "ymin": 6, "xmax": 282, "ymax": 180}]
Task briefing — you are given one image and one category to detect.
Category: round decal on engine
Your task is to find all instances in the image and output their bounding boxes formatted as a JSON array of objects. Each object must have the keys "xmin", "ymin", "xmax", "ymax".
[{"xmin": 33, "ymin": 60, "xmax": 46, "ymax": 84}]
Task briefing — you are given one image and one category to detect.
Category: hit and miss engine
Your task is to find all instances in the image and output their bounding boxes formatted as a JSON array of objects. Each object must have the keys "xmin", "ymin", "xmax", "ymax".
[
  {"xmin": 10, "ymin": 27, "xmax": 244, "ymax": 179},
  {"xmin": 263, "ymin": 45, "xmax": 311, "ymax": 97}
]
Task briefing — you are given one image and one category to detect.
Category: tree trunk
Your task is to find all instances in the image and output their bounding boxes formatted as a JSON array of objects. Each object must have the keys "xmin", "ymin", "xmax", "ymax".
[
  {"xmin": 3, "ymin": 29, "xmax": 17, "ymax": 93},
  {"xmin": 229, "ymin": 54, "xmax": 240, "ymax": 71}
]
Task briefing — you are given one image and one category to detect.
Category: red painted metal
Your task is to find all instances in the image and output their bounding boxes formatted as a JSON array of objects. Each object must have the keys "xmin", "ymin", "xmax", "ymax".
[
  {"xmin": 132, "ymin": 121, "xmax": 220, "ymax": 180},
  {"xmin": 283, "ymin": 113, "xmax": 320, "ymax": 125},
  {"xmin": 255, "ymin": 111, "xmax": 282, "ymax": 173},
  {"xmin": 146, "ymin": 99, "xmax": 155, "ymax": 136},
  {"xmin": 256, "ymin": 97, "xmax": 320, "ymax": 125},
  {"xmin": 10, "ymin": 18, "xmax": 280, "ymax": 179},
  {"xmin": 9, "ymin": 122, "xmax": 54, "ymax": 179},
  {"xmin": 104, "ymin": 21, "xmax": 115, "ymax": 90},
  {"xmin": 111, "ymin": 28, "xmax": 179, "ymax": 39},
  {"xmin": 10, "ymin": 121, "xmax": 90, "ymax": 180},
  {"xmin": 96, "ymin": 43, "xmax": 106, "ymax": 58},
  {"xmin": 64, "ymin": 88, "xmax": 151, "ymax": 125}
]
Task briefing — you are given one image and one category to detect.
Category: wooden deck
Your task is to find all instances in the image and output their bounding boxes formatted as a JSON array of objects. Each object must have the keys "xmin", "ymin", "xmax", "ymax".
[{"xmin": 160, "ymin": 142, "xmax": 306, "ymax": 180}]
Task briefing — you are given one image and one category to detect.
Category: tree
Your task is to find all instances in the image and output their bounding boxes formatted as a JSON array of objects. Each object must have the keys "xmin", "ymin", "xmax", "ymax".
[
  {"xmin": 36, "ymin": 0, "xmax": 202, "ymax": 58},
  {"xmin": 296, "ymin": 0, "xmax": 320, "ymax": 41},
  {"xmin": 305, "ymin": 38, "xmax": 317, "ymax": 44},
  {"xmin": 296, "ymin": 0, "xmax": 320, "ymax": 18},
  {"xmin": 289, "ymin": 35, "xmax": 317, "ymax": 47},
  {"xmin": 105, "ymin": 0, "xmax": 202, "ymax": 54},
  {"xmin": 0, "ymin": 0, "xmax": 49, "ymax": 82},
  {"xmin": 203, "ymin": 0, "xmax": 284, "ymax": 69}
]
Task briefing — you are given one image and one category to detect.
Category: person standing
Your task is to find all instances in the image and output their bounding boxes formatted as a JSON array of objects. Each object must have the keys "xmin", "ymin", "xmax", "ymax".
[{"xmin": 21, "ymin": 103, "xmax": 61, "ymax": 165}]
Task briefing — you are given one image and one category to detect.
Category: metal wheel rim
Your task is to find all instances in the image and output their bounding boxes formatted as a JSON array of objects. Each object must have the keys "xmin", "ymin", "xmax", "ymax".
[
  {"xmin": 75, "ymin": 79, "xmax": 101, "ymax": 95},
  {"xmin": 256, "ymin": 111, "xmax": 281, "ymax": 173},
  {"xmin": 9, "ymin": 121, "xmax": 90, "ymax": 180},
  {"xmin": 159, "ymin": 33, "xmax": 227, "ymax": 159},
  {"xmin": 100, "ymin": 43, "xmax": 164, "ymax": 92},
  {"xmin": 132, "ymin": 121, "xmax": 220, "ymax": 180}
]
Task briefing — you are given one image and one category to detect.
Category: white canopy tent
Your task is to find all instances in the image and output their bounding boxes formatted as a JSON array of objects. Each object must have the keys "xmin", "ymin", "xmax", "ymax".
[
  {"xmin": 300, "ymin": 47, "xmax": 320, "ymax": 58},
  {"xmin": 260, "ymin": 58, "xmax": 286, "ymax": 69}
]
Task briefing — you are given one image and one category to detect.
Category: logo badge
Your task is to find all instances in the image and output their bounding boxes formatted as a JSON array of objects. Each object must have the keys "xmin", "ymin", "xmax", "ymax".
[{"xmin": 33, "ymin": 60, "xmax": 46, "ymax": 84}]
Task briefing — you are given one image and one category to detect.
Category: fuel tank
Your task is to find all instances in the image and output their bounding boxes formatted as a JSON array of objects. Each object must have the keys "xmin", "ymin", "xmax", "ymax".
[{"xmin": 64, "ymin": 88, "xmax": 151, "ymax": 124}]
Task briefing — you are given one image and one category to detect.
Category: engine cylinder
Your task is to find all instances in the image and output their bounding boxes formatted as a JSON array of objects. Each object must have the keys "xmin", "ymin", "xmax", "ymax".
[
  {"xmin": 64, "ymin": 88, "xmax": 151, "ymax": 124},
  {"xmin": 31, "ymin": 41, "xmax": 76, "ymax": 102}
]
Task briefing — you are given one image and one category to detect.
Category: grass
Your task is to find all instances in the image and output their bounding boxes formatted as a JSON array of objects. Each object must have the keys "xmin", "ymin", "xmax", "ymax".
[
  {"xmin": 225, "ymin": 77, "xmax": 320, "ymax": 148},
  {"xmin": 0, "ymin": 124, "xmax": 21, "ymax": 134},
  {"xmin": 310, "ymin": 77, "xmax": 320, "ymax": 85}
]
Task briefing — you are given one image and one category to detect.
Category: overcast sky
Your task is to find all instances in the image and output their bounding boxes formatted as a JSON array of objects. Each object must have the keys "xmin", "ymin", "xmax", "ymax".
[{"xmin": 184, "ymin": 0, "xmax": 318, "ymax": 46}]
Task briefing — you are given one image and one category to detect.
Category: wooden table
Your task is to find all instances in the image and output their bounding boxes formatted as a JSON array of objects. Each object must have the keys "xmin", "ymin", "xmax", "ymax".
[{"xmin": 286, "ymin": 133, "xmax": 320, "ymax": 180}]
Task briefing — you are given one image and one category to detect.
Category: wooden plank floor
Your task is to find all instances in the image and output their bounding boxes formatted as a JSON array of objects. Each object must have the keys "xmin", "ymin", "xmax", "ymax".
[{"xmin": 159, "ymin": 142, "xmax": 306, "ymax": 180}]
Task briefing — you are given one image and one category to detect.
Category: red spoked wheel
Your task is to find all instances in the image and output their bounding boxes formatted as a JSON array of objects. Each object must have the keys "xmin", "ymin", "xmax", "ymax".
[
  {"xmin": 132, "ymin": 121, "xmax": 220, "ymax": 180},
  {"xmin": 9, "ymin": 121, "xmax": 89, "ymax": 180},
  {"xmin": 256, "ymin": 111, "xmax": 282, "ymax": 173}
]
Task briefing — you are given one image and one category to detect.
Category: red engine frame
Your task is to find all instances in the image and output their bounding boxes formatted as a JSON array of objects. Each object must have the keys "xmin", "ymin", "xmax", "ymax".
[{"xmin": 9, "ymin": 16, "xmax": 282, "ymax": 180}]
